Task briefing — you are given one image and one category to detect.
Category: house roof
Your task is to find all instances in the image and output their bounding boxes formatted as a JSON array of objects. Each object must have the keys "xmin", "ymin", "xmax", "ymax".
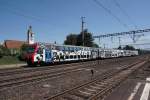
[{"xmin": 4, "ymin": 40, "xmax": 27, "ymax": 49}]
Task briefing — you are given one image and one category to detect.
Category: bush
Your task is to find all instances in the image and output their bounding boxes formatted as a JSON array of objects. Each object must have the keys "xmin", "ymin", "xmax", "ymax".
[
  {"xmin": 0, "ymin": 56, "xmax": 25, "ymax": 65},
  {"xmin": 0, "ymin": 51, "xmax": 2, "ymax": 58},
  {"xmin": 18, "ymin": 55, "xmax": 26, "ymax": 61},
  {"xmin": 0, "ymin": 46, "xmax": 11, "ymax": 56},
  {"xmin": 0, "ymin": 55, "xmax": 2, "ymax": 58}
]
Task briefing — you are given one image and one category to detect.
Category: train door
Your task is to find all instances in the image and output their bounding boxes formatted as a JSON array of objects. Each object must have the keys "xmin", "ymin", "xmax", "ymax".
[{"xmin": 45, "ymin": 49, "xmax": 52, "ymax": 63}]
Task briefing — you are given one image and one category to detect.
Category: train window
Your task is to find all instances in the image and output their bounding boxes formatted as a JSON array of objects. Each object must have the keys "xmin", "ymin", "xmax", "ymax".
[
  {"xmin": 64, "ymin": 47, "xmax": 67, "ymax": 51},
  {"xmin": 84, "ymin": 55, "xmax": 86, "ymax": 58},
  {"xmin": 65, "ymin": 56, "xmax": 69, "ymax": 59},
  {"xmin": 70, "ymin": 55, "xmax": 73, "ymax": 59},
  {"xmin": 78, "ymin": 55, "xmax": 80, "ymax": 59},
  {"xmin": 81, "ymin": 55, "xmax": 84, "ymax": 58},
  {"xmin": 55, "ymin": 46, "xmax": 59, "ymax": 50},
  {"xmin": 70, "ymin": 47, "xmax": 74, "ymax": 52},
  {"xmin": 68, "ymin": 47, "xmax": 70, "ymax": 51},
  {"xmin": 90, "ymin": 55, "xmax": 92, "ymax": 58},
  {"xmin": 87, "ymin": 55, "xmax": 89, "ymax": 58},
  {"xmin": 62, "ymin": 47, "xmax": 65, "ymax": 51},
  {"xmin": 74, "ymin": 55, "xmax": 77, "ymax": 59}
]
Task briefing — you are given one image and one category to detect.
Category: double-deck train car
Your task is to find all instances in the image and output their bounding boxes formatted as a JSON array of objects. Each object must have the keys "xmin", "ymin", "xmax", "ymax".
[{"xmin": 23, "ymin": 42, "xmax": 138, "ymax": 66}]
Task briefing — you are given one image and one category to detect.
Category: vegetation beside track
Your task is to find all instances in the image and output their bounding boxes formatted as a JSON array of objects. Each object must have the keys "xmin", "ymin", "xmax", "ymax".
[{"xmin": 0, "ymin": 56, "xmax": 25, "ymax": 65}]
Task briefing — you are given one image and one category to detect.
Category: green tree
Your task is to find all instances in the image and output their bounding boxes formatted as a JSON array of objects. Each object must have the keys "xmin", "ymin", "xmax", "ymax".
[
  {"xmin": 0, "ymin": 45, "xmax": 10, "ymax": 56},
  {"xmin": 19, "ymin": 44, "xmax": 28, "ymax": 60},
  {"xmin": 92, "ymin": 43, "xmax": 99, "ymax": 48},
  {"xmin": 0, "ymin": 45, "xmax": 3, "ymax": 58},
  {"xmin": 77, "ymin": 29, "xmax": 94, "ymax": 47},
  {"xmin": 123, "ymin": 45, "xmax": 135, "ymax": 50},
  {"xmin": 64, "ymin": 34, "xmax": 77, "ymax": 45},
  {"xmin": 118, "ymin": 46, "xmax": 122, "ymax": 49},
  {"xmin": 64, "ymin": 29, "xmax": 99, "ymax": 47}
]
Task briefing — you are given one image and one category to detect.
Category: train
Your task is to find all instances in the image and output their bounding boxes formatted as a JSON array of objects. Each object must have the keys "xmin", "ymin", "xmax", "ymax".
[{"xmin": 23, "ymin": 42, "xmax": 138, "ymax": 66}]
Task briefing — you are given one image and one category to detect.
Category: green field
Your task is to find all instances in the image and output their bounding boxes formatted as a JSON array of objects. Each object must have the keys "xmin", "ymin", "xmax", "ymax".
[{"xmin": 0, "ymin": 56, "xmax": 25, "ymax": 65}]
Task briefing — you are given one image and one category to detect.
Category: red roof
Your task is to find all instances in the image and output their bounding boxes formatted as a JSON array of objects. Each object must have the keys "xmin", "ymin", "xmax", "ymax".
[{"xmin": 4, "ymin": 40, "xmax": 27, "ymax": 49}]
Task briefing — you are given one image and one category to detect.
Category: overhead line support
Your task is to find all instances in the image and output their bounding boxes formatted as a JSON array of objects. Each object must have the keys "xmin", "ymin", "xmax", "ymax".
[{"xmin": 93, "ymin": 28, "xmax": 150, "ymax": 43}]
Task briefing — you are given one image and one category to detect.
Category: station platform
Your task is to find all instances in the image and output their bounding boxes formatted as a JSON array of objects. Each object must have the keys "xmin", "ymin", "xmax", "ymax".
[{"xmin": 105, "ymin": 78, "xmax": 150, "ymax": 100}]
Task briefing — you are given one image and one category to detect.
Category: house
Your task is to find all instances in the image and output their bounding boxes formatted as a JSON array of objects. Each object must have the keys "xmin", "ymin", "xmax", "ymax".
[{"xmin": 3, "ymin": 40, "xmax": 27, "ymax": 55}]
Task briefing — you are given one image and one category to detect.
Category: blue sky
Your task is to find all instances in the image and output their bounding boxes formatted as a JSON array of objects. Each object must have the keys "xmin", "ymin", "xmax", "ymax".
[{"xmin": 0, "ymin": 0, "xmax": 150, "ymax": 49}]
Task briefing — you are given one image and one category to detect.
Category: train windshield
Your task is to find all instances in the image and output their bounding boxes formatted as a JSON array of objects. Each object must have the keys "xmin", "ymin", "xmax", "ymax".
[
  {"xmin": 26, "ymin": 46, "xmax": 35, "ymax": 53},
  {"xmin": 22, "ymin": 44, "xmax": 36, "ymax": 53}
]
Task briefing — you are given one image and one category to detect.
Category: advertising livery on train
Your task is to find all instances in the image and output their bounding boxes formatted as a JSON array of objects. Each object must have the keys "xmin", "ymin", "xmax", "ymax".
[{"xmin": 23, "ymin": 42, "xmax": 138, "ymax": 66}]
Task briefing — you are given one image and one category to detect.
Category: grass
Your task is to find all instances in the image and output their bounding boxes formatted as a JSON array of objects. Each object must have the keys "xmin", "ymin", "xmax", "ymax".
[{"xmin": 0, "ymin": 56, "xmax": 25, "ymax": 65}]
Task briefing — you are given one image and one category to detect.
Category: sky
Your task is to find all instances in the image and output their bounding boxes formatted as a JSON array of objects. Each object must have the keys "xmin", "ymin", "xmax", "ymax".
[{"xmin": 0, "ymin": 0, "xmax": 150, "ymax": 49}]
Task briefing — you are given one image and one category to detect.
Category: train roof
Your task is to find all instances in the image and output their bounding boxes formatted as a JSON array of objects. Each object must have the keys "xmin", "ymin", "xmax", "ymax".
[{"xmin": 32, "ymin": 42, "xmax": 138, "ymax": 51}]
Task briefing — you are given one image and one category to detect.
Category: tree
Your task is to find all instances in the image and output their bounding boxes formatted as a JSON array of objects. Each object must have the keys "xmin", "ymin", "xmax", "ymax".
[
  {"xmin": 137, "ymin": 49, "xmax": 150, "ymax": 55},
  {"xmin": 118, "ymin": 46, "xmax": 122, "ymax": 49},
  {"xmin": 123, "ymin": 45, "xmax": 135, "ymax": 50},
  {"xmin": 0, "ymin": 45, "xmax": 3, "ymax": 58},
  {"xmin": 64, "ymin": 34, "xmax": 77, "ymax": 45},
  {"xmin": 92, "ymin": 43, "xmax": 99, "ymax": 48},
  {"xmin": 0, "ymin": 45, "xmax": 10, "ymax": 57},
  {"xmin": 77, "ymin": 29, "xmax": 94, "ymax": 47},
  {"xmin": 19, "ymin": 44, "xmax": 28, "ymax": 60},
  {"xmin": 64, "ymin": 29, "xmax": 99, "ymax": 47}
]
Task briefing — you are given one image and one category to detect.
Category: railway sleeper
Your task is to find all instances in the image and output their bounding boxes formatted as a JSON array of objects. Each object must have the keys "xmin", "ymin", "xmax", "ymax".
[
  {"xmin": 84, "ymin": 87, "xmax": 97, "ymax": 92},
  {"xmin": 94, "ymin": 83, "xmax": 106, "ymax": 87},
  {"xmin": 89, "ymin": 86, "xmax": 102, "ymax": 90},
  {"xmin": 62, "ymin": 93, "xmax": 85, "ymax": 100},
  {"xmin": 70, "ymin": 91, "xmax": 90, "ymax": 99}
]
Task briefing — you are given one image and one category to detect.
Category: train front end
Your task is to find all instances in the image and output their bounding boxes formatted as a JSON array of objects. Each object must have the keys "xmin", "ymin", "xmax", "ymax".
[
  {"xmin": 23, "ymin": 43, "xmax": 38, "ymax": 66},
  {"xmin": 23, "ymin": 43, "xmax": 54, "ymax": 66}
]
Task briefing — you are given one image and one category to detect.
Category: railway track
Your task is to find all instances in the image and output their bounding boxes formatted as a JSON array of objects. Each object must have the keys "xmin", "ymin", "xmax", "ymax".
[
  {"xmin": 0, "ymin": 60, "xmax": 96, "ymax": 76},
  {"xmin": 45, "ymin": 60, "xmax": 147, "ymax": 100},
  {"xmin": 0, "ymin": 55, "xmax": 148, "ymax": 100},
  {"xmin": 0, "ymin": 56, "xmax": 140, "ymax": 77},
  {"xmin": 0, "ymin": 60, "xmax": 101, "ymax": 83},
  {"xmin": 0, "ymin": 63, "xmax": 96, "ymax": 90},
  {"xmin": 129, "ymin": 59, "xmax": 150, "ymax": 80},
  {"xmin": 0, "ymin": 56, "xmax": 143, "ymax": 90}
]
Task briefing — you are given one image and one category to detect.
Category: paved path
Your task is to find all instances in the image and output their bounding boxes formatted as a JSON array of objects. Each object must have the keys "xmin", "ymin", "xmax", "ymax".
[
  {"xmin": 0, "ymin": 63, "xmax": 26, "ymax": 69},
  {"xmin": 105, "ymin": 78, "xmax": 150, "ymax": 100}
]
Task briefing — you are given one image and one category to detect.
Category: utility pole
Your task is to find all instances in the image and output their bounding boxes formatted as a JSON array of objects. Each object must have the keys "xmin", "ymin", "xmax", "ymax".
[
  {"xmin": 118, "ymin": 37, "xmax": 121, "ymax": 46},
  {"xmin": 103, "ymin": 44, "xmax": 106, "ymax": 49},
  {"xmin": 132, "ymin": 32, "xmax": 136, "ymax": 43},
  {"xmin": 98, "ymin": 38, "xmax": 101, "ymax": 47},
  {"xmin": 81, "ymin": 16, "xmax": 85, "ymax": 46}
]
